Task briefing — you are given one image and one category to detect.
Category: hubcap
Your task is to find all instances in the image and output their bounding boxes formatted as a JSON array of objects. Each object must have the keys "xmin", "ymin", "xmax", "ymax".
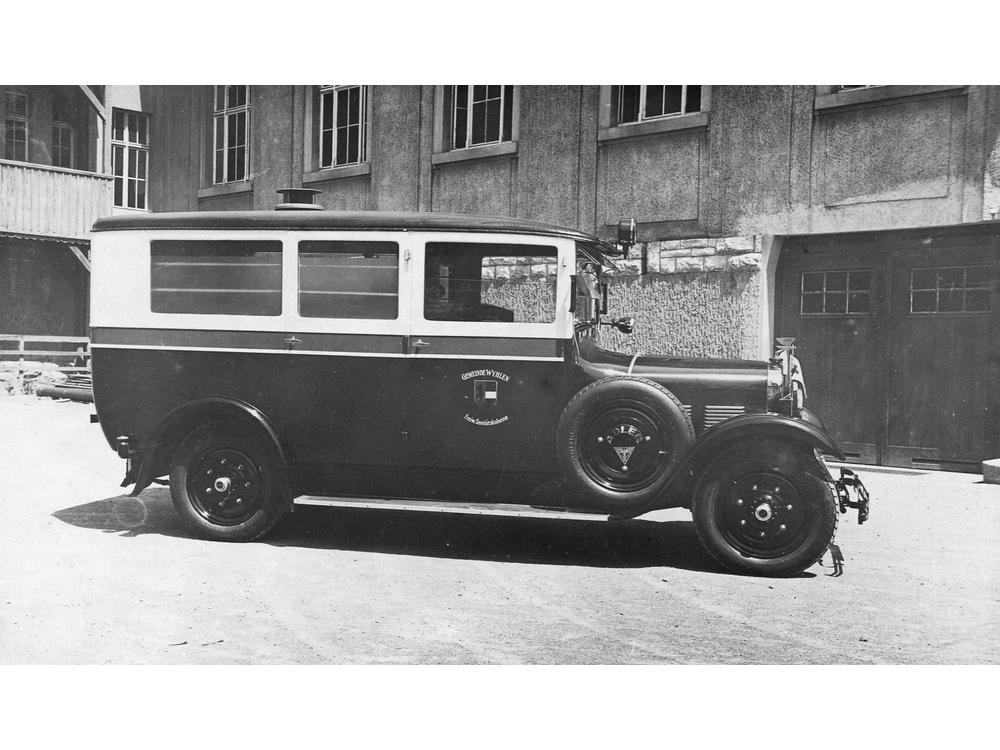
[
  {"xmin": 581, "ymin": 403, "xmax": 669, "ymax": 492},
  {"xmin": 716, "ymin": 469, "xmax": 809, "ymax": 558},
  {"xmin": 189, "ymin": 446, "xmax": 263, "ymax": 526}
]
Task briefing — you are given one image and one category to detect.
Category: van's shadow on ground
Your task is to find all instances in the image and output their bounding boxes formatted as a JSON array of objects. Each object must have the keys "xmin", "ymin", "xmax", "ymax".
[{"xmin": 53, "ymin": 487, "xmax": 774, "ymax": 575}]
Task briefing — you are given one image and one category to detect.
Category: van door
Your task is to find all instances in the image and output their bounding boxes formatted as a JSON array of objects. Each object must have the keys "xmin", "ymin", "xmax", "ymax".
[
  {"xmin": 403, "ymin": 235, "xmax": 575, "ymax": 473},
  {"xmin": 281, "ymin": 232, "xmax": 411, "ymax": 466}
]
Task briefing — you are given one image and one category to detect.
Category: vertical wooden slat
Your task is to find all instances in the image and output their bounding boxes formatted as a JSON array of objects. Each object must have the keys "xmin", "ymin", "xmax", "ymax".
[{"xmin": 0, "ymin": 162, "xmax": 113, "ymax": 239}]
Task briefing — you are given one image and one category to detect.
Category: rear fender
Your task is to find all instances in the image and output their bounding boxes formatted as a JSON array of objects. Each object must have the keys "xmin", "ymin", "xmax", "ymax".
[{"xmin": 128, "ymin": 396, "xmax": 287, "ymax": 496}]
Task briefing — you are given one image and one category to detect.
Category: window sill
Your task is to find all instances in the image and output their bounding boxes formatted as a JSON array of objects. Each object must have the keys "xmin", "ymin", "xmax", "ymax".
[
  {"xmin": 302, "ymin": 163, "xmax": 371, "ymax": 183},
  {"xmin": 198, "ymin": 181, "xmax": 253, "ymax": 200},
  {"xmin": 815, "ymin": 85, "xmax": 966, "ymax": 112},
  {"xmin": 599, "ymin": 111, "xmax": 709, "ymax": 143},
  {"xmin": 431, "ymin": 141, "xmax": 518, "ymax": 167}
]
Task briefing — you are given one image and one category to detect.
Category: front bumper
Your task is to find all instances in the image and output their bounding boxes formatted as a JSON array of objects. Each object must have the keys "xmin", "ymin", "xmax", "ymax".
[{"xmin": 833, "ymin": 467, "xmax": 870, "ymax": 524}]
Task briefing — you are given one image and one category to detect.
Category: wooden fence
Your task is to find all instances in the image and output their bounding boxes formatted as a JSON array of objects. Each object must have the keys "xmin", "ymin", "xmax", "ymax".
[{"xmin": 0, "ymin": 334, "xmax": 91, "ymax": 391}]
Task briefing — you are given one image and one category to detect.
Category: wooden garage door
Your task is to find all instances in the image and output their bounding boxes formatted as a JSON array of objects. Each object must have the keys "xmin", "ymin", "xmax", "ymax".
[{"xmin": 777, "ymin": 233, "xmax": 1000, "ymax": 472}]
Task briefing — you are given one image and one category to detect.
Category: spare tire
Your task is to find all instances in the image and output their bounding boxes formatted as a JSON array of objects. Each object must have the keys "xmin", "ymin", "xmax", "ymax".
[{"xmin": 556, "ymin": 376, "xmax": 695, "ymax": 512}]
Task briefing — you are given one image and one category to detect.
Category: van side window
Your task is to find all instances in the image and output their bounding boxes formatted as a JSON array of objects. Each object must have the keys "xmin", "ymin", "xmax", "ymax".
[
  {"xmin": 424, "ymin": 242, "xmax": 557, "ymax": 323},
  {"xmin": 298, "ymin": 240, "xmax": 400, "ymax": 319},
  {"xmin": 151, "ymin": 240, "xmax": 282, "ymax": 316}
]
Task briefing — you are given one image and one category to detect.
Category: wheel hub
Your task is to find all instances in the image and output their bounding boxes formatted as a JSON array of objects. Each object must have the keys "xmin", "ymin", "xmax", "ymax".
[
  {"xmin": 717, "ymin": 470, "xmax": 808, "ymax": 557},
  {"xmin": 190, "ymin": 447, "xmax": 262, "ymax": 525}
]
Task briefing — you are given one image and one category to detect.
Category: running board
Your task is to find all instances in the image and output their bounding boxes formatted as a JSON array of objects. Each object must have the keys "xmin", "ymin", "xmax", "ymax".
[{"xmin": 294, "ymin": 495, "xmax": 611, "ymax": 522}]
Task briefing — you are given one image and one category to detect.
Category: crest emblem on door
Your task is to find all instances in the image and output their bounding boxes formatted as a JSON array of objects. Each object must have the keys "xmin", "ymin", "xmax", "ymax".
[{"xmin": 474, "ymin": 380, "xmax": 499, "ymax": 409}]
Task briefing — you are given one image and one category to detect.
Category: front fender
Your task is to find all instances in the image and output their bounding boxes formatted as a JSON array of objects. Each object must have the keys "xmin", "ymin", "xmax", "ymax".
[
  {"xmin": 609, "ymin": 411, "xmax": 843, "ymax": 520},
  {"xmin": 128, "ymin": 395, "xmax": 287, "ymax": 496}
]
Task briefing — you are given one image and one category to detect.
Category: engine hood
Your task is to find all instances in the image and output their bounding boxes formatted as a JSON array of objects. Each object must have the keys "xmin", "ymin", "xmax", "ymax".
[{"xmin": 577, "ymin": 338, "xmax": 769, "ymax": 393}]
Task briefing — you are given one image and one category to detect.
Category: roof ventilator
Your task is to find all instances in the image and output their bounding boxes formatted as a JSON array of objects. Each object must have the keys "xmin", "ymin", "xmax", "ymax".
[{"xmin": 276, "ymin": 188, "xmax": 323, "ymax": 211}]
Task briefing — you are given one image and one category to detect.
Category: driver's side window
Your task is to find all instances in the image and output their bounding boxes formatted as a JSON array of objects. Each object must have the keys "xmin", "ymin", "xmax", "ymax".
[{"xmin": 423, "ymin": 242, "xmax": 557, "ymax": 323}]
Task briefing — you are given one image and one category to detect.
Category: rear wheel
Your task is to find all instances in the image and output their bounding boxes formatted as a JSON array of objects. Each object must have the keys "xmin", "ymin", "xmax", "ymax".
[
  {"xmin": 169, "ymin": 424, "xmax": 289, "ymax": 542},
  {"xmin": 692, "ymin": 440, "xmax": 837, "ymax": 577}
]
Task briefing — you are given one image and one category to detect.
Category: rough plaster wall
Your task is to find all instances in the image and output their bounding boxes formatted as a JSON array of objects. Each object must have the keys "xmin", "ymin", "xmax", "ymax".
[
  {"xmin": 598, "ymin": 270, "xmax": 762, "ymax": 360},
  {"xmin": 481, "ymin": 278, "xmax": 556, "ymax": 324},
  {"xmin": 986, "ymin": 129, "xmax": 1000, "ymax": 219}
]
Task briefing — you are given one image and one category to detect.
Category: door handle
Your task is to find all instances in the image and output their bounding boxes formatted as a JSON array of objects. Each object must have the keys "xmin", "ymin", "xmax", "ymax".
[
  {"xmin": 413, "ymin": 339, "xmax": 430, "ymax": 352},
  {"xmin": 284, "ymin": 336, "xmax": 301, "ymax": 350}
]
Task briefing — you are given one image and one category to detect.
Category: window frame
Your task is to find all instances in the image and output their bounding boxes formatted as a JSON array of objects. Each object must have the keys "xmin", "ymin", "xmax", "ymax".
[
  {"xmin": 432, "ymin": 86, "xmax": 520, "ymax": 165},
  {"xmin": 598, "ymin": 85, "xmax": 710, "ymax": 143},
  {"xmin": 616, "ymin": 85, "xmax": 703, "ymax": 125},
  {"xmin": 112, "ymin": 108, "xmax": 150, "ymax": 210},
  {"xmin": 4, "ymin": 91, "xmax": 29, "ymax": 162},
  {"xmin": 410, "ymin": 232, "xmax": 572, "ymax": 342},
  {"xmin": 318, "ymin": 85, "xmax": 369, "ymax": 170},
  {"xmin": 212, "ymin": 85, "xmax": 251, "ymax": 185}
]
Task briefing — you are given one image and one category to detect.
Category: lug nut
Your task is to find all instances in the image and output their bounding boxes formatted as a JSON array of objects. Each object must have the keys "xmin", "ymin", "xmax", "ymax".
[
  {"xmin": 779, "ymin": 524, "xmax": 786, "ymax": 533},
  {"xmin": 736, "ymin": 498, "xmax": 744, "ymax": 506},
  {"xmin": 786, "ymin": 504, "xmax": 793, "ymax": 511}
]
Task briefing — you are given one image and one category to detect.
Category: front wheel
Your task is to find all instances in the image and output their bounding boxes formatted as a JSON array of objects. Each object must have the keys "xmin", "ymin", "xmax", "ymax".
[
  {"xmin": 692, "ymin": 440, "xmax": 837, "ymax": 577},
  {"xmin": 169, "ymin": 424, "xmax": 289, "ymax": 542}
]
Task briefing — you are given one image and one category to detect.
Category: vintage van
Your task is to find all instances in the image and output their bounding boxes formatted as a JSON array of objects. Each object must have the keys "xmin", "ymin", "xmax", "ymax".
[{"xmin": 89, "ymin": 194, "xmax": 868, "ymax": 577}]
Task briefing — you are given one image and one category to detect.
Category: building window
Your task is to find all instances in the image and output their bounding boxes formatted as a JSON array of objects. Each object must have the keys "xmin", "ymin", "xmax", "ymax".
[
  {"xmin": 4, "ymin": 91, "xmax": 28, "ymax": 161},
  {"xmin": 616, "ymin": 85, "xmax": 702, "ymax": 125},
  {"xmin": 213, "ymin": 86, "xmax": 250, "ymax": 184},
  {"xmin": 451, "ymin": 86, "xmax": 514, "ymax": 150},
  {"xmin": 800, "ymin": 270, "xmax": 873, "ymax": 315},
  {"xmin": 319, "ymin": 85, "xmax": 368, "ymax": 168},
  {"xmin": 112, "ymin": 109, "xmax": 149, "ymax": 210},
  {"xmin": 910, "ymin": 266, "xmax": 992, "ymax": 314}
]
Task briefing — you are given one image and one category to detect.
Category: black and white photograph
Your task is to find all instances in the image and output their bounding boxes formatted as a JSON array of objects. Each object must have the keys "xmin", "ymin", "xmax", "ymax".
[{"xmin": 1, "ymin": 7, "xmax": 996, "ymax": 748}]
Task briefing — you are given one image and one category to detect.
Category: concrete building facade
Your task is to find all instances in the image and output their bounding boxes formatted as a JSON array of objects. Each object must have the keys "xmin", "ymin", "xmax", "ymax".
[{"xmin": 5, "ymin": 84, "xmax": 999, "ymax": 470}]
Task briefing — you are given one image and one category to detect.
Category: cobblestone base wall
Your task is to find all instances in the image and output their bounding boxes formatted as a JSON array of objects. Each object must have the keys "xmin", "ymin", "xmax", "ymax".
[{"xmin": 598, "ymin": 236, "xmax": 763, "ymax": 359}]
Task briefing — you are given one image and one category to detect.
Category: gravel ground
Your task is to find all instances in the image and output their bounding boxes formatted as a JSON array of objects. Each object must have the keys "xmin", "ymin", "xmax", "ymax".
[
  {"xmin": 2, "ymin": 394, "xmax": 996, "ymax": 746},
  {"xmin": 2, "ymin": 395, "xmax": 998, "ymax": 667}
]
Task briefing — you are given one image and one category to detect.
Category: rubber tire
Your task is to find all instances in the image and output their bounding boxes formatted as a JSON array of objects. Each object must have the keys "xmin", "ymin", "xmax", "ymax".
[
  {"xmin": 692, "ymin": 439, "xmax": 837, "ymax": 577},
  {"xmin": 556, "ymin": 376, "xmax": 695, "ymax": 512},
  {"xmin": 169, "ymin": 423, "xmax": 289, "ymax": 542}
]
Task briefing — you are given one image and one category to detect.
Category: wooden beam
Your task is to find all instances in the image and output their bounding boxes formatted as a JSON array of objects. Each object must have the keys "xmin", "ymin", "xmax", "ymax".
[
  {"xmin": 78, "ymin": 85, "xmax": 106, "ymax": 121},
  {"xmin": 69, "ymin": 244, "xmax": 91, "ymax": 273}
]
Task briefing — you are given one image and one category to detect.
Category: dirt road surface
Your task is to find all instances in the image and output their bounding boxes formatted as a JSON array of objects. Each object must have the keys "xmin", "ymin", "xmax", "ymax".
[{"xmin": 2, "ymin": 395, "xmax": 999, "ymax": 666}]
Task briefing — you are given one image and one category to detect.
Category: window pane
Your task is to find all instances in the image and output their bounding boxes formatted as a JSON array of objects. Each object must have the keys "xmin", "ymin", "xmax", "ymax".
[
  {"xmin": 848, "ymin": 292, "xmax": 871, "ymax": 314},
  {"xmin": 911, "ymin": 290, "xmax": 937, "ymax": 313},
  {"xmin": 485, "ymin": 97, "xmax": 501, "ymax": 142},
  {"xmin": 645, "ymin": 86, "xmax": 664, "ymax": 118},
  {"xmin": 299, "ymin": 241, "xmax": 399, "ymax": 319},
  {"xmin": 848, "ymin": 270, "xmax": 872, "ymax": 291},
  {"xmin": 502, "ymin": 85, "xmax": 513, "ymax": 141},
  {"xmin": 424, "ymin": 243, "xmax": 557, "ymax": 323},
  {"xmin": 965, "ymin": 266, "xmax": 992, "ymax": 288},
  {"xmin": 113, "ymin": 110, "xmax": 125, "ymax": 140},
  {"xmin": 911, "ymin": 268, "xmax": 937, "ymax": 290},
  {"xmin": 938, "ymin": 267, "xmax": 964, "ymax": 290},
  {"xmin": 687, "ymin": 85, "xmax": 702, "ymax": 113},
  {"xmin": 801, "ymin": 272, "xmax": 824, "ymax": 293},
  {"xmin": 801, "ymin": 294, "xmax": 824, "ymax": 314},
  {"xmin": 825, "ymin": 293, "xmax": 847, "ymax": 314},
  {"xmin": 965, "ymin": 289, "xmax": 991, "ymax": 312},
  {"xmin": 618, "ymin": 85, "xmax": 640, "ymax": 123},
  {"xmin": 453, "ymin": 86, "xmax": 468, "ymax": 149},
  {"xmin": 151, "ymin": 240, "xmax": 282, "ymax": 316},
  {"xmin": 825, "ymin": 271, "xmax": 848, "ymax": 291}
]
